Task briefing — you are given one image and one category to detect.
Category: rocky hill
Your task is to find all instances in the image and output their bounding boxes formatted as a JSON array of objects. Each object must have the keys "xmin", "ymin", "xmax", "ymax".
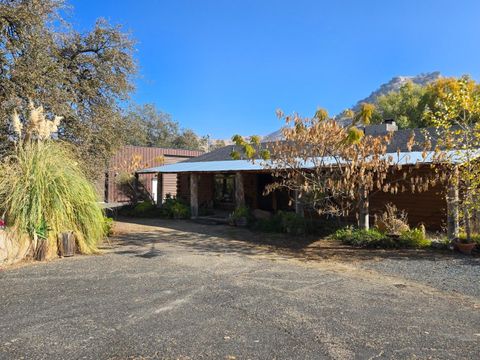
[
  {"xmin": 349, "ymin": 72, "xmax": 441, "ymax": 112},
  {"xmin": 262, "ymin": 72, "xmax": 442, "ymax": 142}
]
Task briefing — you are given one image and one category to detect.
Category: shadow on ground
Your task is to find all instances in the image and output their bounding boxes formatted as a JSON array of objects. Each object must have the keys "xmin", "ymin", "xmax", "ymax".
[{"xmin": 106, "ymin": 217, "xmax": 479, "ymax": 265}]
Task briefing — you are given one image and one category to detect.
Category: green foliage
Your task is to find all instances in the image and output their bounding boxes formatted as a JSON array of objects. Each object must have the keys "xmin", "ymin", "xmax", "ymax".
[
  {"xmin": 314, "ymin": 108, "xmax": 329, "ymax": 121},
  {"xmin": 376, "ymin": 82, "xmax": 428, "ymax": 128},
  {"xmin": 230, "ymin": 206, "xmax": 251, "ymax": 220},
  {"xmin": 335, "ymin": 226, "xmax": 431, "ymax": 249},
  {"xmin": 0, "ymin": 141, "xmax": 105, "ymax": 255},
  {"xmin": 354, "ymin": 103, "xmax": 380, "ymax": 125},
  {"xmin": 260, "ymin": 149, "xmax": 271, "ymax": 160},
  {"xmin": 253, "ymin": 211, "xmax": 336, "ymax": 236},
  {"xmin": 346, "ymin": 126, "xmax": 364, "ymax": 144},
  {"xmin": 230, "ymin": 134, "xmax": 268, "ymax": 161},
  {"xmin": 230, "ymin": 150, "xmax": 241, "ymax": 160},
  {"xmin": 398, "ymin": 228, "xmax": 431, "ymax": 248},
  {"xmin": 0, "ymin": 0, "xmax": 136, "ymax": 177},
  {"xmin": 123, "ymin": 104, "xmax": 206, "ymax": 151},
  {"xmin": 232, "ymin": 134, "xmax": 245, "ymax": 146},
  {"xmin": 132, "ymin": 201, "xmax": 156, "ymax": 216},
  {"xmin": 160, "ymin": 196, "xmax": 190, "ymax": 219},
  {"xmin": 103, "ymin": 217, "xmax": 114, "ymax": 236},
  {"xmin": 334, "ymin": 228, "xmax": 389, "ymax": 248}
]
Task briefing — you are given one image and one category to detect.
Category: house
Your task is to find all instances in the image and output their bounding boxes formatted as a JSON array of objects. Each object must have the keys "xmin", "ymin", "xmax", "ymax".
[
  {"xmin": 102, "ymin": 145, "xmax": 203, "ymax": 203},
  {"xmin": 137, "ymin": 123, "xmax": 456, "ymax": 231}
]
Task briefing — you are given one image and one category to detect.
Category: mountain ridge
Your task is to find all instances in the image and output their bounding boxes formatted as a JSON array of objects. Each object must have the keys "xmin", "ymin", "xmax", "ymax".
[{"xmin": 262, "ymin": 72, "xmax": 442, "ymax": 142}]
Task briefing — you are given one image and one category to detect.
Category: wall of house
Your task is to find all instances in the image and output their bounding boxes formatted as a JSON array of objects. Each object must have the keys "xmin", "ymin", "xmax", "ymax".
[
  {"xmin": 177, "ymin": 173, "xmax": 215, "ymax": 208},
  {"xmin": 103, "ymin": 146, "xmax": 202, "ymax": 203},
  {"xmin": 369, "ymin": 167, "xmax": 447, "ymax": 230},
  {"xmin": 176, "ymin": 167, "xmax": 447, "ymax": 230}
]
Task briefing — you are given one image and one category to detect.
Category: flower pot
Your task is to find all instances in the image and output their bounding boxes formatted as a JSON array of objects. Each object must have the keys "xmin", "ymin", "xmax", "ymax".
[{"xmin": 457, "ymin": 242, "xmax": 476, "ymax": 255}]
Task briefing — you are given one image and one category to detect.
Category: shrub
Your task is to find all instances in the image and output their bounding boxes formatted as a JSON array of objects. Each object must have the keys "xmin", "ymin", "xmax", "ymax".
[
  {"xmin": 0, "ymin": 141, "xmax": 105, "ymax": 257},
  {"xmin": 253, "ymin": 211, "xmax": 340, "ymax": 236},
  {"xmin": 160, "ymin": 196, "xmax": 190, "ymax": 219},
  {"xmin": 375, "ymin": 203, "xmax": 410, "ymax": 235},
  {"xmin": 132, "ymin": 200, "xmax": 156, "ymax": 216},
  {"xmin": 335, "ymin": 226, "xmax": 431, "ymax": 249},
  {"xmin": 398, "ymin": 228, "xmax": 431, "ymax": 248},
  {"xmin": 278, "ymin": 211, "xmax": 307, "ymax": 235},
  {"xmin": 334, "ymin": 227, "xmax": 390, "ymax": 248},
  {"xmin": 229, "ymin": 206, "xmax": 252, "ymax": 226},
  {"xmin": 103, "ymin": 217, "xmax": 114, "ymax": 236}
]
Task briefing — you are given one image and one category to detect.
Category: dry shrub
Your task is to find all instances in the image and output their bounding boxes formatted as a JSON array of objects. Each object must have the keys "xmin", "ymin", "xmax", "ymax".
[{"xmin": 375, "ymin": 203, "xmax": 410, "ymax": 235}]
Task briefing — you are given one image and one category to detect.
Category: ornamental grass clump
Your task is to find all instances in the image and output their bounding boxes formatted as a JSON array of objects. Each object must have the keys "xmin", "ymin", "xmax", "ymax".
[{"xmin": 0, "ymin": 103, "xmax": 105, "ymax": 259}]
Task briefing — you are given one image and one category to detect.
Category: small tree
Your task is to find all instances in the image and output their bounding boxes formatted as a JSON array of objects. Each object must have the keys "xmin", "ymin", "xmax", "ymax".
[
  {"xmin": 424, "ymin": 75, "xmax": 480, "ymax": 241},
  {"xmin": 237, "ymin": 109, "xmax": 437, "ymax": 229}
]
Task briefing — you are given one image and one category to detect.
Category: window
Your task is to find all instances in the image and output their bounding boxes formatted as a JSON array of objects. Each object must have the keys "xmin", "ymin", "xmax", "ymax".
[{"xmin": 214, "ymin": 174, "xmax": 235, "ymax": 204}]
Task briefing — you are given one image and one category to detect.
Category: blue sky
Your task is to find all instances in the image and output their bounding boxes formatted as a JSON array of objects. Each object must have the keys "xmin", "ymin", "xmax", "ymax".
[{"xmin": 69, "ymin": 0, "xmax": 480, "ymax": 138}]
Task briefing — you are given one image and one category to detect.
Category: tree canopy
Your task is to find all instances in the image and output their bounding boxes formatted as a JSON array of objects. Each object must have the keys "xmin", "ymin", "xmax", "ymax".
[
  {"xmin": 361, "ymin": 76, "xmax": 480, "ymax": 129},
  {"xmin": 122, "ymin": 103, "xmax": 207, "ymax": 151},
  {"xmin": 0, "ymin": 0, "xmax": 136, "ymax": 177}
]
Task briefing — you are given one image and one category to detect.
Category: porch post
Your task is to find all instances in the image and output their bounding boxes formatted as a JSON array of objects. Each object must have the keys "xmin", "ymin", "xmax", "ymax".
[
  {"xmin": 358, "ymin": 187, "xmax": 369, "ymax": 230},
  {"xmin": 235, "ymin": 172, "xmax": 245, "ymax": 208},
  {"xmin": 190, "ymin": 173, "xmax": 199, "ymax": 218},
  {"xmin": 156, "ymin": 172, "xmax": 163, "ymax": 207},
  {"xmin": 447, "ymin": 168, "xmax": 459, "ymax": 240}
]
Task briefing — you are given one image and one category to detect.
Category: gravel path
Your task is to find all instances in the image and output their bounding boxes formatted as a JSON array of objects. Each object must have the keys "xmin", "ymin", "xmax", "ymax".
[
  {"xmin": 361, "ymin": 256, "xmax": 480, "ymax": 298},
  {"xmin": 1, "ymin": 218, "xmax": 479, "ymax": 359}
]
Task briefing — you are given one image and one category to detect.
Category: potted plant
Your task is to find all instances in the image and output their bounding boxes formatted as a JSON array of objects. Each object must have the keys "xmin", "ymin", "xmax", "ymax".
[
  {"xmin": 455, "ymin": 237, "xmax": 476, "ymax": 255},
  {"xmin": 230, "ymin": 206, "xmax": 250, "ymax": 227}
]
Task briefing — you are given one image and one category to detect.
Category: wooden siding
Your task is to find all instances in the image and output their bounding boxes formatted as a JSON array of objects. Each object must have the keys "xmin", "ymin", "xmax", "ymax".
[
  {"xmin": 104, "ymin": 146, "xmax": 202, "ymax": 203},
  {"xmin": 176, "ymin": 167, "xmax": 448, "ymax": 230}
]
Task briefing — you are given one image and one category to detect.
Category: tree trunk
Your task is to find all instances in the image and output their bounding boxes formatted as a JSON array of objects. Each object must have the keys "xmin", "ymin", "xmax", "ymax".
[
  {"xmin": 358, "ymin": 188, "xmax": 369, "ymax": 230},
  {"xmin": 447, "ymin": 169, "xmax": 459, "ymax": 241},
  {"xmin": 464, "ymin": 204, "xmax": 472, "ymax": 241}
]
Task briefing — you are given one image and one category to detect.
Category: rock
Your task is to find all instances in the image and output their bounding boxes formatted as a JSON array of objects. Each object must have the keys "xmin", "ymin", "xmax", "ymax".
[{"xmin": 252, "ymin": 209, "xmax": 272, "ymax": 220}]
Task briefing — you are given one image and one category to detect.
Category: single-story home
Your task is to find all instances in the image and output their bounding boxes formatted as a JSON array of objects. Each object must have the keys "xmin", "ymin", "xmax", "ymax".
[{"xmin": 137, "ymin": 122, "xmax": 461, "ymax": 231}]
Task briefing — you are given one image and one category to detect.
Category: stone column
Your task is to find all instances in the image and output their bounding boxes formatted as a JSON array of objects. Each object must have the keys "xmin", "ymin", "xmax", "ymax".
[
  {"xmin": 156, "ymin": 172, "xmax": 163, "ymax": 207},
  {"xmin": 190, "ymin": 173, "xmax": 199, "ymax": 218},
  {"xmin": 235, "ymin": 172, "xmax": 245, "ymax": 208}
]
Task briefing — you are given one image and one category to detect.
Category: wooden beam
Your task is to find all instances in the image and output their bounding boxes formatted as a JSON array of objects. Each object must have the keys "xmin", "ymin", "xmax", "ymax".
[
  {"xmin": 358, "ymin": 187, "xmax": 369, "ymax": 230},
  {"xmin": 156, "ymin": 173, "xmax": 163, "ymax": 207},
  {"xmin": 190, "ymin": 173, "xmax": 199, "ymax": 218},
  {"xmin": 235, "ymin": 172, "xmax": 245, "ymax": 208}
]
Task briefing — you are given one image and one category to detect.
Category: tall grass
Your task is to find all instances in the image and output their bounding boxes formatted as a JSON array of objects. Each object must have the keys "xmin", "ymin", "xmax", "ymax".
[{"xmin": 0, "ymin": 141, "xmax": 104, "ymax": 256}]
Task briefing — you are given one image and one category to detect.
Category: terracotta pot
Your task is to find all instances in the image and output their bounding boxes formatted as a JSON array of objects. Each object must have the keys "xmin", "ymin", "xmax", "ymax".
[{"xmin": 457, "ymin": 242, "xmax": 476, "ymax": 255}]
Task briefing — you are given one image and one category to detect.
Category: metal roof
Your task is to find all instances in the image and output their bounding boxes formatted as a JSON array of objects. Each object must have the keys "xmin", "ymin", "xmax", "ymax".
[{"xmin": 137, "ymin": 150, "xmax": 478, "ymax": 174}]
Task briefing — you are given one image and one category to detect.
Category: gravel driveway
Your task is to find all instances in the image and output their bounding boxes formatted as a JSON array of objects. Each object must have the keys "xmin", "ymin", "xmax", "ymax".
[{"xmin": 0, "ymin": 218, "xmax": 479, "ymax": 359}]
